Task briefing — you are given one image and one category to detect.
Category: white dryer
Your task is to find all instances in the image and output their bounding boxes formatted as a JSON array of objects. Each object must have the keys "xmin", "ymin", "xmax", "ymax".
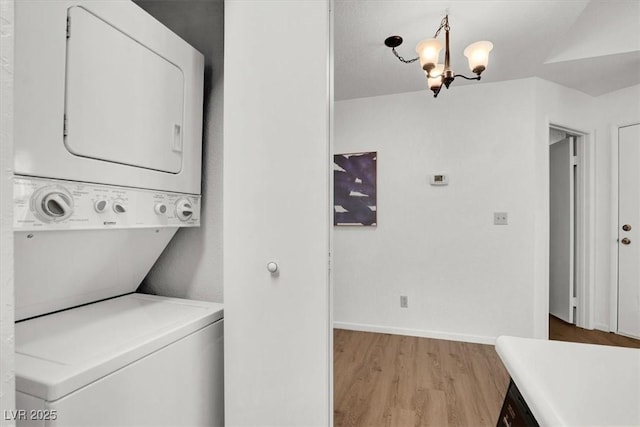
[
  {"xmin": 15, "ymin": 0, "xmax": 203, "ymax": 194},
  {"xmin": 13, "ymin": 1, "xmax": 222, "ymax": 426}
]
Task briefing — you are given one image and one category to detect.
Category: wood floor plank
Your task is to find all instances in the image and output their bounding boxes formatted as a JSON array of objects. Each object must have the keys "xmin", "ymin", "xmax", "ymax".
[
  {"xmin": 461, "ymin": 342, "xmax": 508, "ymax": 424},
  {"xmin": 439, "ymin": 341, "xmax": 470, "ymax": 427},
  {"xmin": 416, "ymin": 388, "xmax": 447, "ymax": 427}
]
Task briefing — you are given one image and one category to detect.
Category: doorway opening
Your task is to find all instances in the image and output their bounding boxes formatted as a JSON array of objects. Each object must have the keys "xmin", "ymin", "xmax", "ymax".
[{"xmin": 548, "ymin": 125, "xmax": 593, "ymax": 330}]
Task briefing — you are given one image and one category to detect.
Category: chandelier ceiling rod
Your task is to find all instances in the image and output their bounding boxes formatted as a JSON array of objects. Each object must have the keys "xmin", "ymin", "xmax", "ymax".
[{"xmin": 384, "ymin": 14, "xmax": 493, "ymax": 98}]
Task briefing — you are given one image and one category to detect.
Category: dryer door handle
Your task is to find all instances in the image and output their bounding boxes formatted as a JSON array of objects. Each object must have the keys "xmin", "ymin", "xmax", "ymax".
[{"xmin": 173, "ymin": 124, "xmax": 183, "ymax": 152}]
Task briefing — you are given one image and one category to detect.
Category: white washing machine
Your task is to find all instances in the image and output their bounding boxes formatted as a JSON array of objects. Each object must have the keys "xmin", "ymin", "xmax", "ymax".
[
  {"xmin": 13, "ymin": 1, "xmax": 222, "ymax": 426},
  {"xmin": 15, "ymin": 294, "xmax": 224, "ymax": 427}
]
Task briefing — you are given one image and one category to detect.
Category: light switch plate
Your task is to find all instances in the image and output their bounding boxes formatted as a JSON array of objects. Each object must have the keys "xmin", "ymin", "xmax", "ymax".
[{"xmin": 494, "ymin": 212, "xmax": 508, "ymax": 225}]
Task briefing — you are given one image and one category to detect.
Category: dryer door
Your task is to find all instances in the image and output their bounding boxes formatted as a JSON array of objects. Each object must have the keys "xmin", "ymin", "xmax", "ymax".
[{"xmin": 65, "ymin": 6, "xmax": 184, "ymax": 174}]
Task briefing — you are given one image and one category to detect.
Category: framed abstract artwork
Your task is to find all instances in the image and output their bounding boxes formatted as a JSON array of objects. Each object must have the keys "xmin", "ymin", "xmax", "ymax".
[{"xmin": 333, "ymin": 151, "xmax": 377, "ymax": 226}]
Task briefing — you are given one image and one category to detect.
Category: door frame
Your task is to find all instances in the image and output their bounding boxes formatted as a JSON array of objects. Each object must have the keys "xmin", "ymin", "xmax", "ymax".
[
  {"xmin": 549, "ymin": 124, "xmax": 595, "ymax": 329},
  {"xmin": 328, "ymin": 0, "xmax": 335, "ymax": 420},
  {"xmin": 609, "ymin": 122, "xmax": 640, "ymax": 334}
]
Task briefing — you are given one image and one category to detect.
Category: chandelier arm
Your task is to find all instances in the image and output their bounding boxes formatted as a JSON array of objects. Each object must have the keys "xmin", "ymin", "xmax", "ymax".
[
  {"xmin": 391, "ymin": 47, "xmax": 419, "ymax": 64},
  {"xmin": 453, "ymin": 74, "xmax": 482, "ymax": 81}
]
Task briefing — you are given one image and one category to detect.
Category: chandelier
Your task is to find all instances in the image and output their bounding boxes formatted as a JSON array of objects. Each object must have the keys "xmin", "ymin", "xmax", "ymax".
[{"xmin": 384, "ymin": 15, "xmax": 493, "ymax": 98}]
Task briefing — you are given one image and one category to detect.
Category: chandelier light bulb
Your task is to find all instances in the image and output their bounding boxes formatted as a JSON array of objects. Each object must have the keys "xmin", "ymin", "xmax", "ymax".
[
  {"xmin": 427, "ymin": 75, "xmax": 442, "ymax": 90},
  {"xmin": 416, "ymin": 38, "xmax": 442, "ymax": 74},
  {"xmin": 464, "ymin": 41, "xmax": 493, "ymax": 75},
  {"xmin": 427, "ymin": 64, "xmax": 444, "ymax": 88}
]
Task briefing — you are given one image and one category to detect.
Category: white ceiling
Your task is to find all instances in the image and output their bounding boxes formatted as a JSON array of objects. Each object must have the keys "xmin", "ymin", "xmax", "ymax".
[{"xmin": 334, "ymin": 0, "xmax": 640, "ymax": 101}]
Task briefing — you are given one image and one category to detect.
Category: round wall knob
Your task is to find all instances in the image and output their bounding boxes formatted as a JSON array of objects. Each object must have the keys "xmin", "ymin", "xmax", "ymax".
[
  {"xmin": 94, "ymin": 200, "xmax": 109, "ymax": 213},
  {"xmin": 622, "ymin": 224, "xmax": 632, "ymax": 232},
  {"xmin": 154, "ymin": 203, "xmax": 168, "ymax": 215},
  {"xmin": 267, "ymin": 262, "xmax": 278, "ymax": 273},
  {"xmin": 112, "ymin": 201, "xmax": 126, "ymax": 214},
  {"xmin": 175, "ymin": 199, "xmax": 194, "ymax": 222},
  {"xmin": 621, "ymin": 237, "xmax": 631, "ymax": 245}
]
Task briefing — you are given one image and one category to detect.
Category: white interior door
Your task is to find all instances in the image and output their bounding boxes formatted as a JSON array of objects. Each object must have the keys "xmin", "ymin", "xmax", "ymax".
[
  {"xmin": 618, "ymin": 124, "xmax": 640, "ymax": 339},
  {"xmin": 550, "ymin": 138, "xmax": 575, "ymax": 324},
  {"xmin": 223, "ymin": 1, "xmax": 331, "ymax": 425}
]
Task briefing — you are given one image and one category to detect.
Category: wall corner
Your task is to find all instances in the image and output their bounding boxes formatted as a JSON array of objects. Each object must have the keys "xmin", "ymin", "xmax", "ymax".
[{"xmin": 0, "ymin": 0, "xmax": 16, "ymax": 424}]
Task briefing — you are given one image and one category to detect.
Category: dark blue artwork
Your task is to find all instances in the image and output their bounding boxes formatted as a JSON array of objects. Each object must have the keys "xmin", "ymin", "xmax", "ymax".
[{"xmin": 334, "ymin": 152, "xmax": 377, "ymax": 226}]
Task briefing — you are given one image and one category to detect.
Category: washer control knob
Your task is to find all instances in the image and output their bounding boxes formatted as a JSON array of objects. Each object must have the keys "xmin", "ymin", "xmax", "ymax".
[
  {"xmin": 112, "ymin": 201, "xmax": 126, "ymax": 214},
  {"xmin": 31, "ymin": 186, "xmax": 74, "ymax": 222},
  {"xmin": 42, "ymin": 193, "xmax": 72, "ymax": 219},
  {"xmin": 175, "ymin": 199, "xmax": 193, "ymax": 222},
  {"xmin": 94, "ymin": 200, "xmax": 109, "ymax": 213},
  {"xmin": 155, "ymin": 203, "xmax": 168, "ymax": 215}
]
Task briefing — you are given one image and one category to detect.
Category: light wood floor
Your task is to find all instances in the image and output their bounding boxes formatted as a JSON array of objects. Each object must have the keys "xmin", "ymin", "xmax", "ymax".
[
  {"xmin": 334, "ymin": 322, "xmax": 640, "ymax": 426},
  {"xmin": 334, "ymin": 329, "xmax": 509, "ymax": 427},
  {"xmin": 549, "ymin": 315, "xmax": 640, "ymax": 348}
]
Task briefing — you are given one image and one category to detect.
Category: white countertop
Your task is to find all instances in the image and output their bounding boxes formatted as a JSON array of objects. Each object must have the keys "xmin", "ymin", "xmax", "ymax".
[{"xmin": 496, "ymin": 336, "xmax": 640, "ymax": 427}]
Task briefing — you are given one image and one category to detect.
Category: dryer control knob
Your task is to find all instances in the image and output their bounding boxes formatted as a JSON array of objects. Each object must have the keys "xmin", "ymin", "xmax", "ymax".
[
  {"xmin": 112, "ymin": 201, "xmax": 126, "ymax": 214},
  {"xmin": 175, "ymin": 199, "xmax": 193, "ymax": 222},
  {"xmin": 94, "ymin": 200, "xmax": 109, "ymax": 213},
  {"xmin": 154, "ymin": 203, "xmax": 168, "ymax": 215}
]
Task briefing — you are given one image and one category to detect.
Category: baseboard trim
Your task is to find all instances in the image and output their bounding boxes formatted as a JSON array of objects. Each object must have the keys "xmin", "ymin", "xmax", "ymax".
[
  {"xmin": 594, "ymin": 322, "xmax": 610, "ymax": 333},
  {"xmin": 333, "ymin": 321, "xmax": 497, "ymax": 345}
]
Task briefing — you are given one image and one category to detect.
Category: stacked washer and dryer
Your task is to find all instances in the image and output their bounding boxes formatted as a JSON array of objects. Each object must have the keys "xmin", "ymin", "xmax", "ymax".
[{"xmin": 13, "ymin": 1, "xmax": 223, "ymax": 426}]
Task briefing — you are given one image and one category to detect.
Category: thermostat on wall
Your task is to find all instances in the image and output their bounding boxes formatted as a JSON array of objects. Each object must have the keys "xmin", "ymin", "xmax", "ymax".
[{"xmin": 430, "ymin": 174, "xmax": 449, "ymax": 186}]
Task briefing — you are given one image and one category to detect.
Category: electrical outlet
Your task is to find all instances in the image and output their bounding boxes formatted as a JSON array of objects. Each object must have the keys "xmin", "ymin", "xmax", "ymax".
[
  {"xmin": 400, "ymin": 295, "xmax": 408, "ymax": 308},
  {"xmin": 494, "ymin": 212, "xmax": 508, "ymax": 225}
]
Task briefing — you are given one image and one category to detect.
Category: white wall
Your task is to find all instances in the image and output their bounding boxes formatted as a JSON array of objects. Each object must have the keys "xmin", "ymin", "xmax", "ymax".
[
  {"xmin": 334, "ymin": 77, "xmax": 640, "ymax": 342},
  {"xmin": 136, "ymin": 0, "xmax": 225, "ymax": 303},
  {"xmin": 334, "ymin": 79, "xmax": 540, "ymax": 344},
  {"xmin": 0, "ymin": 0, "xmax": 15, "ymax": 424}
]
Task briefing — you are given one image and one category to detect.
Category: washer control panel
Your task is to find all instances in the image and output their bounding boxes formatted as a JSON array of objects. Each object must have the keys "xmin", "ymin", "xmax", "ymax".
[{"xmin": 14, "ymin": 176, "xmax": 201, "ymax": 231}]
